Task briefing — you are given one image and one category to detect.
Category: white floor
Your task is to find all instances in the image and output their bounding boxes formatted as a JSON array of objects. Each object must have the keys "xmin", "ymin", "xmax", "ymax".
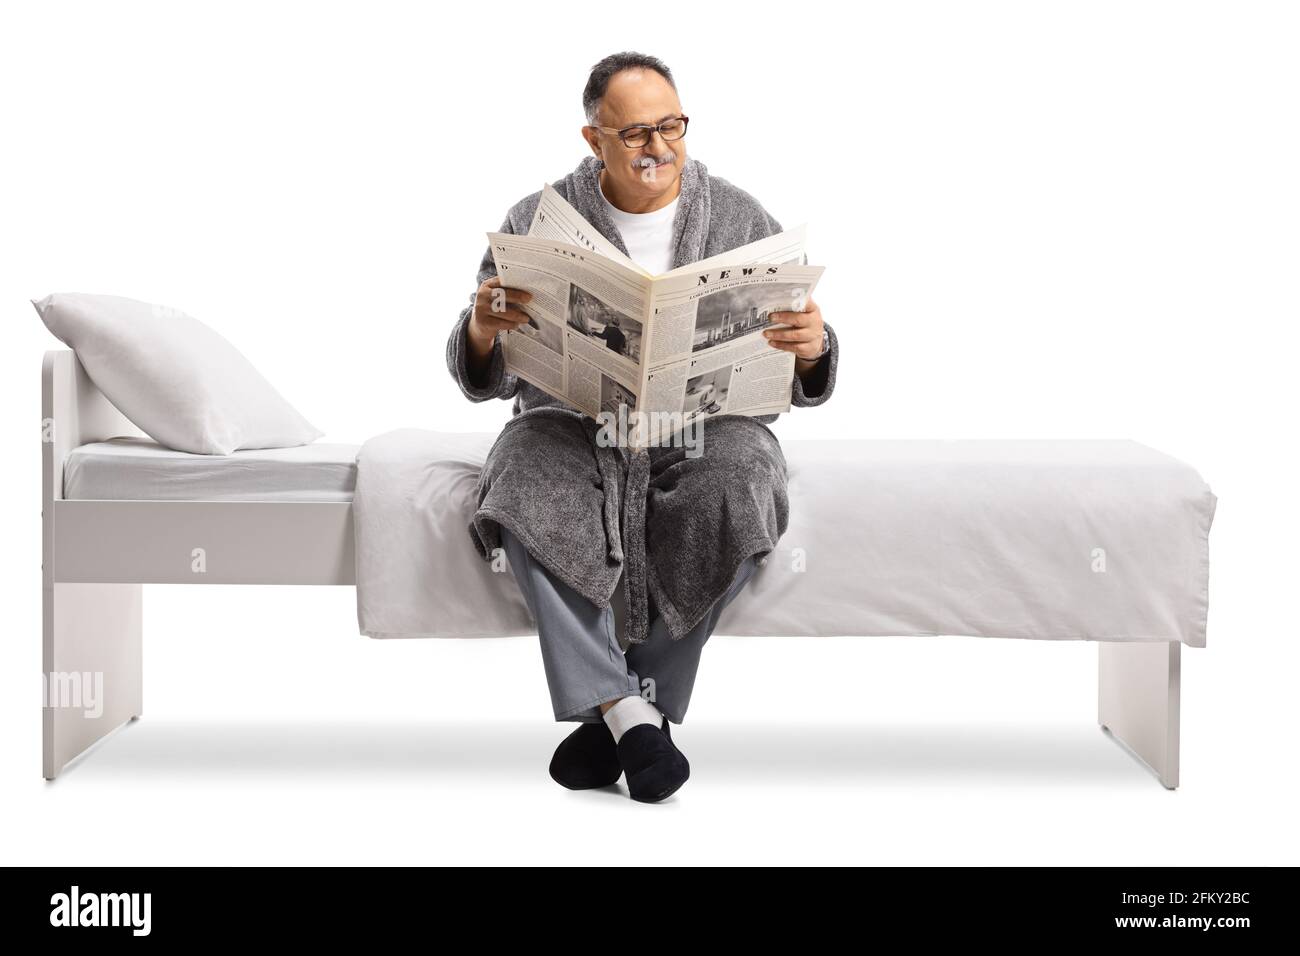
[{"xmin": 4, "ymin": 583, "xmax": 1291, "ymax": 866}]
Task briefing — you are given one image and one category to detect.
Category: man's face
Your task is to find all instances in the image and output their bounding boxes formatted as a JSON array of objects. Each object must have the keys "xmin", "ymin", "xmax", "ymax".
[{"xmin": 586, "ymin": 68, "xmax": 685, "ymax": 203}]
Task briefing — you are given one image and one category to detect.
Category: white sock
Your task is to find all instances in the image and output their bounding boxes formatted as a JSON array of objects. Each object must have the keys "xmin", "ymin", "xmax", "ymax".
[{"xmin": 603, "ymin": 695, "xmax": 663, "ymax": 744}]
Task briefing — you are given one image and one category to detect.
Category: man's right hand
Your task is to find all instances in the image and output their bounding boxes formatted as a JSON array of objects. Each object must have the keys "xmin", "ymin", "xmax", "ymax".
[{"xmin": 467, "ymin": 276, "xmax": 534, "ymax": 363}]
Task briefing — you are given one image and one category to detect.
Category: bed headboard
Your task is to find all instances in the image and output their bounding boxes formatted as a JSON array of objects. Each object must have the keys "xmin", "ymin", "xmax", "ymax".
[{"xmin": 42, "ymin": 350, "xmax": 144, "ymax": 506}]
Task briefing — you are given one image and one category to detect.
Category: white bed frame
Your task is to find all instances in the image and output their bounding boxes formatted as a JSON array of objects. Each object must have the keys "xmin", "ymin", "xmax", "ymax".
[{"xmin": 40, "ymin": 349, "xmax": 1183, "ymax": 787}]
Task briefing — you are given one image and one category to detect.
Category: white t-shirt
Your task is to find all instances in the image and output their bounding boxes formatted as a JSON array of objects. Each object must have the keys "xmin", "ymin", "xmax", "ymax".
[{"xmin": 599, "ymin": 177, "xmax": 679, "ymax": 276}]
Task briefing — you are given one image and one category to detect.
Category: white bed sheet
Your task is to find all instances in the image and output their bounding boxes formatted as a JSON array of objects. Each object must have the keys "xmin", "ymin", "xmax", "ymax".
[
  {"xmin": 64, "ymin": 436, "xmax": 360, "ymax": 502},
  {"xmin": 354, "ymin": 433, "xmax": 1215, "ymax": 647},
  {"xmin": 732, "ymin": 438, "xmax": 1217, "ymax": 647}
]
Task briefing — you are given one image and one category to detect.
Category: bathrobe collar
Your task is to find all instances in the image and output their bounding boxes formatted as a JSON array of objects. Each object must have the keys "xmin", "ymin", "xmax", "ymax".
[{"xmin": 568, "ymin": 154, "xmax": 713, "ymax": 273}]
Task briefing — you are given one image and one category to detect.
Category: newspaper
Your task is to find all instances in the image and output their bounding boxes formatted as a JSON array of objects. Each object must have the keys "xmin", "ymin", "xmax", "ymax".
[{"xmin": 486, "ymin": 183, "xmax": 824, "ymax": 449}]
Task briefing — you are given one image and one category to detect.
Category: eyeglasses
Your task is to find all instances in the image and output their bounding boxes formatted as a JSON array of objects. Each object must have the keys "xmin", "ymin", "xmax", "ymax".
[{"xmin": 589, "ymin": 115, "xmax": 689, "ymax": 149}]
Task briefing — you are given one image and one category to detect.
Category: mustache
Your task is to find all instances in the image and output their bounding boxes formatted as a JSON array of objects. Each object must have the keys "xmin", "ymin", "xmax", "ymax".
[{"xmin": 632, "ymin": 153, "xmax": 676, "ymax": 169}]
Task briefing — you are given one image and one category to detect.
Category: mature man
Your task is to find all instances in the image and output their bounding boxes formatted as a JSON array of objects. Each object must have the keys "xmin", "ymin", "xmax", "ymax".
[{"xmin": 446, "ymin": 52, "xmax": 839, "ymax": 802}]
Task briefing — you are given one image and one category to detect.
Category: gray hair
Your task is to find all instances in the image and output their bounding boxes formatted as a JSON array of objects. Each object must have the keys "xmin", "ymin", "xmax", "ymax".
[{"xmin": 583, "ymin": 51, "xmax": 676, "ymax": 125}]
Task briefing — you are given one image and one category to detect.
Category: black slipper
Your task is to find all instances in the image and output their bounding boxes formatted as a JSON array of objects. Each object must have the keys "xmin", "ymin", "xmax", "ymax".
[
  {"xmin": 617, "ymin": 718, "xmax": 690, "ymax": 803},
  {"xmin": 549, "ymin": 721, "xmax": 623, "ymax": 790}
]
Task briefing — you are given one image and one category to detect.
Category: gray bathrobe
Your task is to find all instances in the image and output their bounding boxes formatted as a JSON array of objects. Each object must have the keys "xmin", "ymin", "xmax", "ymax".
[{"xmin": 446, "ymin": 154, "xmax": 839, "ymax": 649}]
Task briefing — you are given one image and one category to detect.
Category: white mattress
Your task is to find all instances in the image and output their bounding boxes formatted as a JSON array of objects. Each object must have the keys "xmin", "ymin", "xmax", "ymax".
[
  {"xmin": 64, "ymin": 436, "xmax": 360, "ymax": 502},
  {"xmin": 63, "ymin": 433, "xmax": 1217, "ymax": 647}
]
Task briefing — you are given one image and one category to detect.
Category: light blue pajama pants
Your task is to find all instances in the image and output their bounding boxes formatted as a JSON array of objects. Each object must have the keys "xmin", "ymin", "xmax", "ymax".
[{"xmin": 499, "ymin": 526, "xmax": 761, "ymax": 725}]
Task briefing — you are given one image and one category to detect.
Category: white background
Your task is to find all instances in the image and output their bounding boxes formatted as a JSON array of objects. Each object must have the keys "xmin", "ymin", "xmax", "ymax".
[{"xmin": 2, "ymin": 0, "xmax": 1296, "ymax": 864}]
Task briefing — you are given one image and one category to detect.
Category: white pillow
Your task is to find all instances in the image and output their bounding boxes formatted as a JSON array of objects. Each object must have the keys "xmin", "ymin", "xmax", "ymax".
[{"xmin": 33, "ymin": 292, "xmax": 324, "ymax": 456}]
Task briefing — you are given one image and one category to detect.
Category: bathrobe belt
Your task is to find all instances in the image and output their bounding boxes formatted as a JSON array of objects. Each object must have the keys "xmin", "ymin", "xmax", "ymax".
[{"xmin": 593, "ymin": 441, "xmax": 653, "ymax": 647}]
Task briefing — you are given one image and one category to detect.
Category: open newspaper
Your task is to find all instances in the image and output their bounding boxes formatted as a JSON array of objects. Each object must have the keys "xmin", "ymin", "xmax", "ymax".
[{"xmin": 486, "ymin": 183, "xmax": 824, "ymax": 449}]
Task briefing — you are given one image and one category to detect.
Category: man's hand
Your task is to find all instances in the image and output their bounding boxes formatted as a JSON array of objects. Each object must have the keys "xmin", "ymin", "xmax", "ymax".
[
  {"xmin": 764, "ymin": 295, "xmax": 827, "ymax": 371},
  {"xmin": 467, "ymin": 276, "xmax": 534, "ymax": 364}
]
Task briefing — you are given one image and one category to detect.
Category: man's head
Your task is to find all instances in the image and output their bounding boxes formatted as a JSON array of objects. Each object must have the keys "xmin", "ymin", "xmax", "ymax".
[{"xmin": 581, "ymin": 52, "xmax": 686, "ymax": 211}]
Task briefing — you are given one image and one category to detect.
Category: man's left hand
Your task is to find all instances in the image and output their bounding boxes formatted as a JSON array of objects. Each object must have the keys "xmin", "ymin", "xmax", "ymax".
[{"xmin": 764, "ymin": 295, "xmax": 826, "ymax": 365}]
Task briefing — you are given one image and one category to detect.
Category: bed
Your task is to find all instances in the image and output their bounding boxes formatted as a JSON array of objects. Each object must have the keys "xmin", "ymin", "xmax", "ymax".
[{"xmin": 41, "ymin": 350, "xmax": 1217, "ymax": 787}]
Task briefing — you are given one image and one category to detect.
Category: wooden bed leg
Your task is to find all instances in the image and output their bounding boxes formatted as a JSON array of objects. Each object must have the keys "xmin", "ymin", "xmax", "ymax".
[
  {"xmin": 43, "ymin": 582, "xmax": 143, "ymax": 780},
  {"xmin": 1098, "ymin": 641, "xmax": 1180, "ymax": 789}
]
